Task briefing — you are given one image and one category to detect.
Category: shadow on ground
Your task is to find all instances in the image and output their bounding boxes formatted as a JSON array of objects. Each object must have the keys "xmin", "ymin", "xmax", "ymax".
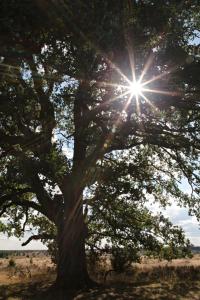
[
  {"xmin": 0, "ymin": 280, "xmax": 200, "ymax": 300},
  {"xmin": 74, "ymin": 281, "xmax": 200, "ymax": 300}
]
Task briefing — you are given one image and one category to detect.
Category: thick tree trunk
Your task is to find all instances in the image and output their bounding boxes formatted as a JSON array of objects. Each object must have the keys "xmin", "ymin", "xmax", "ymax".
[{"xmin": 54, "ymin": 195, "xmax": 93, "ymax": 290}]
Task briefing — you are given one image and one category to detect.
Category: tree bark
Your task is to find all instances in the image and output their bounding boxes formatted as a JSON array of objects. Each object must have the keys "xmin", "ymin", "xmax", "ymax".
[{"xmin": 55, "ymin": 194, "xmax": 93, "ymax": 290}]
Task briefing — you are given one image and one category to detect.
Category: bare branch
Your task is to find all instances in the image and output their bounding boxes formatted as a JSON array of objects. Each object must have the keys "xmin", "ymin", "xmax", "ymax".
[
  {"xmin": 22, "ymin": 233, "xmax": 55, "ymax": 246},
  {"xmin": 0, "ymin": 204, "xmax": 11, "ymax": 216}
]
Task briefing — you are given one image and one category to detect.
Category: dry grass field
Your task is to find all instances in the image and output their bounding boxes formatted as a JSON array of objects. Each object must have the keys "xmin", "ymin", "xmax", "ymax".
[
  {"xmin": 0, "ymin": 254, "xmax": 200, "ymax": 299},
  {"xmin": 0, "ymin": 254, "xmax": 56, "ymax": 300}
]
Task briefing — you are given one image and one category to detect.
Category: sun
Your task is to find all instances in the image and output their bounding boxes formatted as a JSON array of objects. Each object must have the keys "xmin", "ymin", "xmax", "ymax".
[
  {"xmin": 129, "ymin": 81, "xmax": 143, "ymax": 97},
  {"xmin": 96, "ymin": 45, "xmax": 177, "ymax": 114}
]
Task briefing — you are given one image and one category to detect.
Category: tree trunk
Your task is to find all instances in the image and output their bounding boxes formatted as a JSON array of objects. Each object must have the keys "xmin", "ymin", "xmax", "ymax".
[{"xmin": 55, "ymin": 194, "xmax": 93, "ymax": 290}]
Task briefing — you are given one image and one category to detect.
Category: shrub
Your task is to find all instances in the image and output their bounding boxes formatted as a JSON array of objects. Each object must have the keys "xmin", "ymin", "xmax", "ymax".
[
  {"xmin": 8, "ymin": 258, "xmax": 16, "ymax": 267},
  {"xmin": 110, "ymin": 247, "xmax": 138, "ymax": 273}
]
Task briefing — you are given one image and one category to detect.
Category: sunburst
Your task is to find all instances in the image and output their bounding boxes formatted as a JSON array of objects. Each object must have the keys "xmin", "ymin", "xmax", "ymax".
[
  {"xmin": 111, "ymin": 47, "xmax": 178, "ymax": 115},
  {"xmin": 94, "ymin": 46, "xmax": 179, "ymax": 151},
  {"xmin": 94, "ymin": 43, "xmax": 178, "ymax": 139},
  {"xmin": 128, "ymin": 81, "xmax": 144, "ymax": 98}
]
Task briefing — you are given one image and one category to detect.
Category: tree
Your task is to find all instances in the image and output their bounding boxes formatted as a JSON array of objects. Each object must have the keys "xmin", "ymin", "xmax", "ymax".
[{"xmin": 0, "ymin": 0, "xmax": 200, "ymax": 290}]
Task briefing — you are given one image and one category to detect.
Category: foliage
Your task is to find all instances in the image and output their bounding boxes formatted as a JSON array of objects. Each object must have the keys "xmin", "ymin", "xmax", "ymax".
[
  {"xmin": 0, "ymin": 0, "xmax": 200, "ymax": 285},
  {"xmin": 8, "ymin": 258, "xmax": 16, "ymax": 268}
]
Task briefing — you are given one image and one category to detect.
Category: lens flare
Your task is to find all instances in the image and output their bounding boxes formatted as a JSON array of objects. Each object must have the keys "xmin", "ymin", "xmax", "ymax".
[{"xmin": 129, "ymin": 81, "xmax": 143, "ymax": 97}]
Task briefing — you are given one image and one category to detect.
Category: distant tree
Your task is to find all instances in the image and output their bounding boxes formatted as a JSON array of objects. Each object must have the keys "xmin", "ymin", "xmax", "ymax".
[{"xmin": 0, "ymin": 0, "xmax": 200, "ymax": 290}]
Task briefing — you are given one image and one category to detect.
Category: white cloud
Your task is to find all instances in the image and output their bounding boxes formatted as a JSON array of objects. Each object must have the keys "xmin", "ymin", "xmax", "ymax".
[{"xmin": 147, "ymin": 201, "xmax": 200, "ymax": 246}]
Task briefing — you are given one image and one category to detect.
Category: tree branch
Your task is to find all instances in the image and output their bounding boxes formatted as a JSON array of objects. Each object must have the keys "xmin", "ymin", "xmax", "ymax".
[
  {"xmin": 0, "ymin": 188, "xmax": 32, "ymax": 206},
  {"xmin": 22, "ymin": 233, "xmax": 55, "ymax": 246},
  {"xmin": 0, "ymin": 204, "xmax": 11, "ymax": 216},
  {"xmin": 0, "ymin": 198, "xmax": 45, "ymax": 215}
]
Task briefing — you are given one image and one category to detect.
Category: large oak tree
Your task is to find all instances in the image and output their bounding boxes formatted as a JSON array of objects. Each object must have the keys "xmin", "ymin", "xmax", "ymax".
[{"xmin": 0, "ymin": 0, "xmax": 200, "ymax": 289}]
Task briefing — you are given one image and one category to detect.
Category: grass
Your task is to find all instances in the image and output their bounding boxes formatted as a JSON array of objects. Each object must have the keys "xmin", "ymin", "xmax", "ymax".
[{"xmin": 0, "ymin": 254, "xmax": 200, "ymax": 299}]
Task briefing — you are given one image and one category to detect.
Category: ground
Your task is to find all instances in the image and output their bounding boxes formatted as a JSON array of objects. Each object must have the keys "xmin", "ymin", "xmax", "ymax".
[{"xmin": 0, "ymin": 253, "xmax": 200, "ymax": 299}]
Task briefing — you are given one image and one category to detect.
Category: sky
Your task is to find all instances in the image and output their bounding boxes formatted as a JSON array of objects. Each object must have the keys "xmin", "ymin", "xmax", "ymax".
[
  {"xmin": 0, "ymin": 234, "xmax": 47, "ymax": 250},
  {"xmin": 147, "ymin": 177, "xmax": 200, "ymax": 246},
  {"xmin": 148, "ymin": 202, "xmax": 200, "ymax": 246}
]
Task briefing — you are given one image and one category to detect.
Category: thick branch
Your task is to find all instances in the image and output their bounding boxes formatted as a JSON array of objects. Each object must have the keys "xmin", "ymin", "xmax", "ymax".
[
  {"xmin": 22, "ymin": 233, "xmax": 55, "ymax": 246},
  {"xmin": 29, "ymin": 55, "xmax": 56, "ymax": 143},
  {"xmin": 0, "ymin": 198, "xmax": 45, "ymax": 216},
  {"xmin": 0, "ymin": 188, "xmax": 32, "ymax": 206}
]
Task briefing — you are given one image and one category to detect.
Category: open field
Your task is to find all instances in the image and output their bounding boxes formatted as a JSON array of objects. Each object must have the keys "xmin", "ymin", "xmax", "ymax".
[{"xmin": 0, "ymin": 254, "xmax": 200, "ymax": 299}]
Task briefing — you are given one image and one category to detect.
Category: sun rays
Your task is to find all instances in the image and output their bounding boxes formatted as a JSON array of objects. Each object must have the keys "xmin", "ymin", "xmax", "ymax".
[
  {"xmin": 97, "ymin": 45, "xmax": 178, "ymax": 118},
  {"xmin": 96, "ymin": 44, "xmax": 179, "ymax": 152}
]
